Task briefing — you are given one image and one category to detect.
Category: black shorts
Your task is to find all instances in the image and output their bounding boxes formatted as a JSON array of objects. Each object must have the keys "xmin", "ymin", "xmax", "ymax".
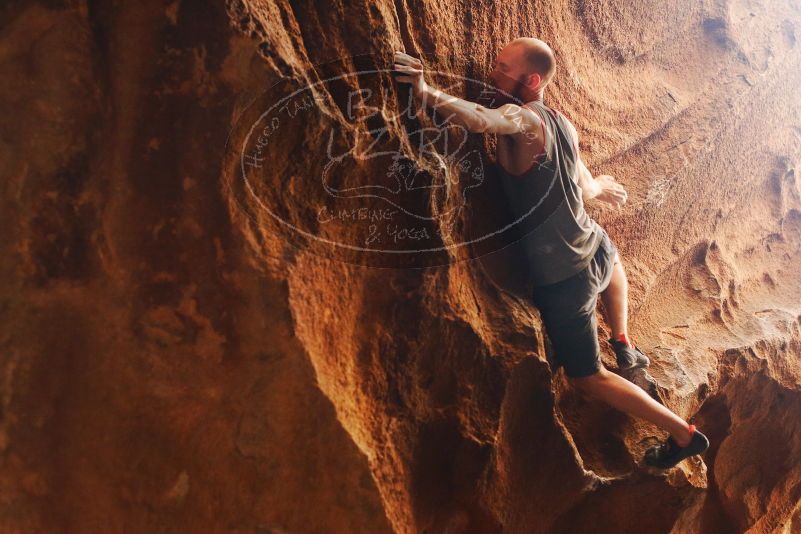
[{"xmin": 530, "ymin": 229, "xmax": 618, "ymax": 378}]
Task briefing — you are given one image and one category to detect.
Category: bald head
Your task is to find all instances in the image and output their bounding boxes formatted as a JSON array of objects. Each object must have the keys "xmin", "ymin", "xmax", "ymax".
[
  {"xmin": 488, "ymin": 37, "xmax": 556, "ymax": 104},
  {"xmin": 508, "ymin": 37, "xmax": 556, "ymax": 88}
]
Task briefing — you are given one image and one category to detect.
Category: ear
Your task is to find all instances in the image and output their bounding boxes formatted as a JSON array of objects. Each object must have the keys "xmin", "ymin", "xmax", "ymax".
[{"xmin": 526, "ymin": 72, "xmax": 542, "ymax": 90}]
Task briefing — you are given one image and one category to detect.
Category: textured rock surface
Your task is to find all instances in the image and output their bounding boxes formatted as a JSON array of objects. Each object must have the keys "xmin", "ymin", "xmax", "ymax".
[{"xmin": 1, "ymin": 0, "xmax": 800, "ymax": 533}]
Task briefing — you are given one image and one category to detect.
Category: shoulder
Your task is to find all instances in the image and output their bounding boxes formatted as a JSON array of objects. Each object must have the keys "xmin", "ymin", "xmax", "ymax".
[
  {"xmin": 554, "ymin": 111, "xmax": 579, "ymax": 152},
  {"xmin": 499, "ymin": 103, "xmax": 547, "ymax": 144},
  {"xmin": 494, "ymin": 102, "xmax": 544, "ymax": 129},
  {"xmin": 554, "ymin": 110, "xmax": 576, "ymax": 137},
  {"xmin": 475, "ymin": 102, "xmax": 543, "ymax": 136}
]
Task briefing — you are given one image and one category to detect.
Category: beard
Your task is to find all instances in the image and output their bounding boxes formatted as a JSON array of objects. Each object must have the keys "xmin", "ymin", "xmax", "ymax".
[{"xmin": 487, "ymin": 74, "xmax": 529, "ymax": 107}]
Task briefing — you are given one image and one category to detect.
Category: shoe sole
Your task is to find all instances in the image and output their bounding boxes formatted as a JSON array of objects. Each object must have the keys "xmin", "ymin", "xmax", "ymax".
[{"xmin": 644, "ymin": 433, "xmax": 710, "ymax": 469}]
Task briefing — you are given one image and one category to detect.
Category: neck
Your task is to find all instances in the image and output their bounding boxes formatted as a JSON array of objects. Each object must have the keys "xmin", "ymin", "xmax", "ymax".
[{"xmin": 522, "ymin": 88, "xmax": 544, "ymax": 103}]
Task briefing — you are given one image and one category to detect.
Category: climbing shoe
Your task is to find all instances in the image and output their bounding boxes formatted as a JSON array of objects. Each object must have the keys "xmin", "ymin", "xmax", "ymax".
[
  {"xmin": 608, "ymin": 334, "xmax": 650, "ymax": 372},
  {"xmin": 644, "ymin": 425, "xmax": 710, "ymax": 469}
]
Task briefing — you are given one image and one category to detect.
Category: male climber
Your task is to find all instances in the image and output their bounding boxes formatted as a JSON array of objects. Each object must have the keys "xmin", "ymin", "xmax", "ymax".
[{"xmin": 393, "ymin": 39, "xmax": 709, "ymax": 469}]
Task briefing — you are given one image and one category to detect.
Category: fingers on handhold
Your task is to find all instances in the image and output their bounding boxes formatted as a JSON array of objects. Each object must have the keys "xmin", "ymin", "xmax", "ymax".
[
  {"xmin": 394, "ymin": 51, "xmax": 421, "ymax": 64},
  {"xmin": 395, "ymin": 51, "xmax": 423, "ymax": 66}
]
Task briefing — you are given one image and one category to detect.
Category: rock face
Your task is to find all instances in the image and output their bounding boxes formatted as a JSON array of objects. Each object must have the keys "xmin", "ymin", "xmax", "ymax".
[{"xmin": 1, "ymin": 0, "xmax": 800, "ymax": 533}]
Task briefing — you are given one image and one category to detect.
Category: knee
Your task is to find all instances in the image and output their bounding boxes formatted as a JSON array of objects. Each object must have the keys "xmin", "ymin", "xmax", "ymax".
[{"xmin": 568, "ymin": 365, "xmax": 610, "ymax": 396}]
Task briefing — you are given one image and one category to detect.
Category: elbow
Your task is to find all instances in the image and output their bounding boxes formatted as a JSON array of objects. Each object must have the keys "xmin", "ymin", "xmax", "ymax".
[
  {"xmin": 468, "ymin": 105, "xmax": 494, "ymax": 133},
  {"xmin": 468, "ymin": 113, "xmax": 491, "ymax": 133},
  {"xmin": 470, "ymin": 120, "xmax": 490, "ymax": 134}
]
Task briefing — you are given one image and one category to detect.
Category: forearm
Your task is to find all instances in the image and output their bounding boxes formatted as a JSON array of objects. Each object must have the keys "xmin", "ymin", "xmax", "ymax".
[
  {"xmin": 417, "ymin": 84, "xmax": 488, "ymax": 133},
  {"xmin": 582, "ymin": 176, "xmax": 602, "ymax": 200},
  {"xmin": 577, "ymin": 158, "xmax": 602, "ymax": 200}
]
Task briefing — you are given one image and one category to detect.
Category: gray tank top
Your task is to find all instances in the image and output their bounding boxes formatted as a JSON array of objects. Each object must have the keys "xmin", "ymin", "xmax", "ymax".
[{"xmin": 496, "ymin": 100, "xmax": 603, "ymax": 287}]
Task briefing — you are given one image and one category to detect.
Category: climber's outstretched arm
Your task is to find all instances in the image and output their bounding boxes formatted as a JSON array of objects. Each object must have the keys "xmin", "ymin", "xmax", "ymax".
[{"xmin": 393, "ymin": 51, "xmax": 541, "ymax": 135}]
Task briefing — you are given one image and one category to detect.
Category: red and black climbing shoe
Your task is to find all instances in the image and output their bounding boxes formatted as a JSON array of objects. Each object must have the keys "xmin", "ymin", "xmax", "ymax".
[
  {"xmin": 608, "ymin": 333, "xmax": 650, "ymax": 372},
  {"xmin": 644, "ymin": 425, "xmax": 710, "ymax": 469}
]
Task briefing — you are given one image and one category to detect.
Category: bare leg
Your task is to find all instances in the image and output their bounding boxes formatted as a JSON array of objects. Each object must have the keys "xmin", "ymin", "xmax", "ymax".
[
  {"xmin": 571, "ymin": 366, "xmax": 693, "ymax": 447},
  {"xmin": 574, "ymin": 252, "xmax": 695, "ymax": 447},
  {"xmin": 600, "ymin": 252, "xmax": 630, "ymax": 345}
]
